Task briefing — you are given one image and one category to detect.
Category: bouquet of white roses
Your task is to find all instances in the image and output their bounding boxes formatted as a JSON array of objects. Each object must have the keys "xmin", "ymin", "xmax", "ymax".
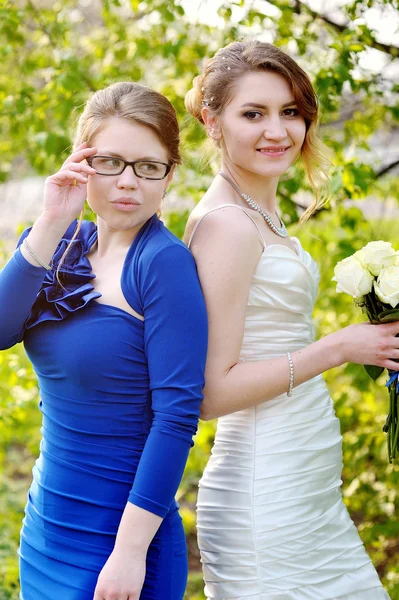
[{"xmin": 333, "ymin": 241, "xmax": 399, "ymax": 463}]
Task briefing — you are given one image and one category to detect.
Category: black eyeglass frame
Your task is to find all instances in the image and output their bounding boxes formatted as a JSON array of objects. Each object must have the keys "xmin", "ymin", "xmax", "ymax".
[{"xmin": 86, "ymin": 156, "xmax": 173, "ymax": 180}]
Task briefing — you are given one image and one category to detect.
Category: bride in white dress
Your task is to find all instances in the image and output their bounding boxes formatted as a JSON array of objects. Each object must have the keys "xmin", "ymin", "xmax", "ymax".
[{"xmin": 184, "ymin": 41, "xmax": 394, "ymax": 600}]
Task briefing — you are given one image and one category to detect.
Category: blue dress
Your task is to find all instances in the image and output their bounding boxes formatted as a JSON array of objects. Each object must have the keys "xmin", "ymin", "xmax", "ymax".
[{"xmin": 0, "ymin": 214, "xmax": 208, "ymax": 600}]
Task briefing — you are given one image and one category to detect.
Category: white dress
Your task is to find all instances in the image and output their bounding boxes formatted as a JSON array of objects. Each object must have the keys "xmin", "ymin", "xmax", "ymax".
[{"xmin": 189, "ymin": 205, "xmax": 390, "ymax": 600}]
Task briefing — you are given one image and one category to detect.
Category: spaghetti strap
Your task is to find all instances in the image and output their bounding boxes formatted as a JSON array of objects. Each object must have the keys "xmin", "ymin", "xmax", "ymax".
[{"xmin": 187, "ymin": 204, "xmax": 266, "ymax": 249}]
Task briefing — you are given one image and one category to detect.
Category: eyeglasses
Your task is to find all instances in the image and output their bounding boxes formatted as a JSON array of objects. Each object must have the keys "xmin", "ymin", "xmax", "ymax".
[{"xmin": 86, "ymin": 156, "xmax": 172, "ymax": 180}]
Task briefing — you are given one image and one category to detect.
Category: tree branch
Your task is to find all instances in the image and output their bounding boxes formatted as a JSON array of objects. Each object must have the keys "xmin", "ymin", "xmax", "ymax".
[
  {"xmin": 285, "ymin": 159, "xmax": 399, "ymax": 217},
  {"xmin": 293, "ymin": 200, "xmax": 328, "ymax": 216},
  {"xmin": 268, "ymin": 0, "xmax": 399, "ymax": 58},
  {"xmin": 376, "ymin": 159, "xmax": 399, "ymax": 178},
  {"xmin": 26, "ymin": 0, "xmax": 57, "ymax": 47},
  {"xmin": 25, "ymin": 0, "xmax": 97, "ymax": 92}
]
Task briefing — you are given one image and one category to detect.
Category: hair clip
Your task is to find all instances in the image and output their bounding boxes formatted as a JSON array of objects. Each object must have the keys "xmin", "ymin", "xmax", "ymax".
[
  {"xmin": 227, "ymin": 66, "xmax": 231, "ymax": 70},
  {"xmin": 210, "ymin": 97, "xmax": 214, "ymax": 102}
]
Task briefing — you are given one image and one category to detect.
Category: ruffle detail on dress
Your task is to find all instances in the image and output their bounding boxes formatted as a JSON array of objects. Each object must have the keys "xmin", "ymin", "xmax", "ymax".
[{"xmin": 19, "ymin": 221, "xmax": 101, "ymax": 330}]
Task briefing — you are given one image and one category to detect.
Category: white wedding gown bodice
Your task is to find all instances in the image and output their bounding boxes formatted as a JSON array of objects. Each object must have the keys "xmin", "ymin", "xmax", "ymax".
[{"xmin": 190, "ymin": 206, "xmax": 390, "ymax": 600}]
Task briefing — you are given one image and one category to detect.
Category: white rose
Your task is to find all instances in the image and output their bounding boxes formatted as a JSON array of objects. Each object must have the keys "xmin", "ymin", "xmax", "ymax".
[
  {"xmin": 333, "ymin": 255, "xmax": 374, "ymax": 298},
  {"xmin": 374, "ymin": 266, "xmax": 399, "ymax": 308},
  {"xmin": 356, "ymin": 241, "xmax": 396, "ymax": 276}
]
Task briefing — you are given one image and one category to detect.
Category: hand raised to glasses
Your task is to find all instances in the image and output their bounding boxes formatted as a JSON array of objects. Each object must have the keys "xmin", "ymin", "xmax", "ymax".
[{"xmin": 42, "ymin": 142, "xmax": 97, "ymax": 225}]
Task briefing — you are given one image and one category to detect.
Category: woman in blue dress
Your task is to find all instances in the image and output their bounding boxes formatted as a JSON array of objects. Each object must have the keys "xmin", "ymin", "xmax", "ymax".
[{"xmin": 0, "ymin": 81, "xmax": 208, "ymax": 600}]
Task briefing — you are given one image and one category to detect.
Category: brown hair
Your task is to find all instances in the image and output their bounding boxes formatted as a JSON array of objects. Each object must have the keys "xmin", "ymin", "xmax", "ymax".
[
  {"xmin": 74, "ymin": 81, "xmax": 181, "ymax": 164},
  {"xmin": 185, "ymin": 40, "xmax": 330, "ymax": 219},
  {"xmin": 58, "ymin": 82, "xmax": 180, "ymax": 282}
]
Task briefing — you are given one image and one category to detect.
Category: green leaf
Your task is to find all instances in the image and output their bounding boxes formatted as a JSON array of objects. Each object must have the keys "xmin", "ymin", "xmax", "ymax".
[
  {"xmin": 377, "ymin": 309, "xmax": 399, "ymax": 322},
  {"xmin": 348, "ymin": 43, "xmax": 365, "ymax": 52},
  {"xmin": 364, "ymin": 365, "xmax": 385, "ymax": 380}
]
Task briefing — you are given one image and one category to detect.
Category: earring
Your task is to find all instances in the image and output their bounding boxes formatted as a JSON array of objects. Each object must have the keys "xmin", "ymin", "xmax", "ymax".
[{"xmin": 157, "ymin": 189, "xmax": 167, "ymax": 218}]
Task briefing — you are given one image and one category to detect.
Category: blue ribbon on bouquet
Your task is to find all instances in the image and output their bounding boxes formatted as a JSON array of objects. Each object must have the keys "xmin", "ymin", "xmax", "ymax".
[{"xmin": 386, "ymin": 370, "xmax": 399, "ymax": 392}]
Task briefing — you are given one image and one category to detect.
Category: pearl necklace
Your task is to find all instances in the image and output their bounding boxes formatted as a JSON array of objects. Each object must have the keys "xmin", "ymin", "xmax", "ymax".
[{"xmin": 218, "ymin": 170, "xmax": 288, "ymax": 238}]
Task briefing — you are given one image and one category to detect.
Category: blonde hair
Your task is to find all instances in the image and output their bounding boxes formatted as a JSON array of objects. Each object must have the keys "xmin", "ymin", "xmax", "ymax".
[
  {"xmin": 57, "ymin": 82, "xmax": 180, "ymax": 282},
  {"xmin": 185, "ymin": 40, "xmax": 330, "ymax": 219}
]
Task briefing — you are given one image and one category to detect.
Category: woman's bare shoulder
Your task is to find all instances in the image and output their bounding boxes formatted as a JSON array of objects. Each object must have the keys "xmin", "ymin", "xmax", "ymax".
[
  {"xmin": 183, "ymin": 196, "xmax": 215, "ymax": 245},
  {"xmin": 183, "ymin": 197, "xmax": 262, "ymax": 249}
]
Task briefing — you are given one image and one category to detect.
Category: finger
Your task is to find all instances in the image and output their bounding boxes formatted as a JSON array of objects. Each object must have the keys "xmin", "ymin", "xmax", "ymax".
[
  {"xmin": 63, "ymin": 145, "xmax": 97, "ymax": 167},
  {"xmin": 385, "ymin": 320, "xmax": 399, "ymax": 334},
  {"xmin": 51, "ymin": 170, "xmax": 88, "ymax": 185},
  {"xmin": 386, "ymin": 336, "xmax": 399, "ymax": 349},
  {"xmin": 63, "ymin": 162, "xmax": 97, "ymax": 176},
  {"xmin": 382, "ymin": 359, "xmax": 399, "ymax": 371}
]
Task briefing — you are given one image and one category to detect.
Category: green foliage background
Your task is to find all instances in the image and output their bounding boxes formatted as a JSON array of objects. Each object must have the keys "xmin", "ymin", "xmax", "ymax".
[{"xmin": 0, "ymin": 0, "xmax": 398, "ymax": 598}]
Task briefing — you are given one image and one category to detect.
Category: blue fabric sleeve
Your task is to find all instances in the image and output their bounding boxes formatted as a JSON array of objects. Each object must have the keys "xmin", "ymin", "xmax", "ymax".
[
  {"xmin": 0, "ymin": 247, "xmax": 47, "ymax": 350},
  {"xmin": 128, "ymin": 243, "xmax": 208, "ymax": 517}
]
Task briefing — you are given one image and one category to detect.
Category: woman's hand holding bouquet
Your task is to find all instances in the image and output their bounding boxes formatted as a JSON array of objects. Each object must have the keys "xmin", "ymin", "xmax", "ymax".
[{"xmin": 333, "ymin": 241, "xmax": 399, "ymax": 463}]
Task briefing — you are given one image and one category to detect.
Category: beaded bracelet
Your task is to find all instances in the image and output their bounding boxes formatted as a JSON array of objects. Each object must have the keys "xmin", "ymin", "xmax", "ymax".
[
  {"xmin": 286, "ymin": 352, "xmax": 294, "ymax": 397},
  {"xmin": 23, "ymin": 238, "xmax": 52, "ymax": 271}
]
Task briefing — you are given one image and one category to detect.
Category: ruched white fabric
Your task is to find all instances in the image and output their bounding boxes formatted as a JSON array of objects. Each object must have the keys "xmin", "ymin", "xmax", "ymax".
[{"xmin": 192, "ymin": 206, "xmax": 390, "ymax": 600}]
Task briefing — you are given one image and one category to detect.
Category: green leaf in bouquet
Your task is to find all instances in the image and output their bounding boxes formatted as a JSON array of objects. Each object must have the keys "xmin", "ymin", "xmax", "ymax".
[
  {"xmin": 376, "ymin": 309, "xmax": 399, "ymax": 323},
  {"xmin": 364, "ymin": 365, "xmax": 385, "ymax": 380}
]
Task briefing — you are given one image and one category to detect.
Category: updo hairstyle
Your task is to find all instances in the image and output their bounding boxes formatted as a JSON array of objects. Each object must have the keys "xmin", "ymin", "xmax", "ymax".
[
  {"xmin": 75, "ymin": 81, "xmax": 181, "ymax": 165},
  {"xmin": 185, "ymin": 41, "xmax": 330, "ymax": 218}
]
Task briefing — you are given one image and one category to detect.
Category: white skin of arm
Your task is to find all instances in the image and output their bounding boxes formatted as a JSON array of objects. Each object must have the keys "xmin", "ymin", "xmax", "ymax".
[
  {"xmin": 93, "ymin": 503, "xmax": 162, "ymax": 600},
  {"xmin": 191, "ymin": 208, "xmax": 399, "ymax": 421}
]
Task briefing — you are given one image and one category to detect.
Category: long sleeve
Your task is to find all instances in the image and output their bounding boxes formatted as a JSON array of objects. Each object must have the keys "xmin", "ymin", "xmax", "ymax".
[
  {"xmin": 0, "ymin": 246, "xmax": 47, "ymax": 350},
  {"xmin": 128, "ymin": 243, "xmax": 208, "ymax": 517}
]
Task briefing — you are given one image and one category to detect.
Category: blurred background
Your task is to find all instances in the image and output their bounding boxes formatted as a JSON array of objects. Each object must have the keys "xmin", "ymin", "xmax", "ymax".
[{"xmin": 0, "ymin": 0, "xmax": 398, "ymax": 598}]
